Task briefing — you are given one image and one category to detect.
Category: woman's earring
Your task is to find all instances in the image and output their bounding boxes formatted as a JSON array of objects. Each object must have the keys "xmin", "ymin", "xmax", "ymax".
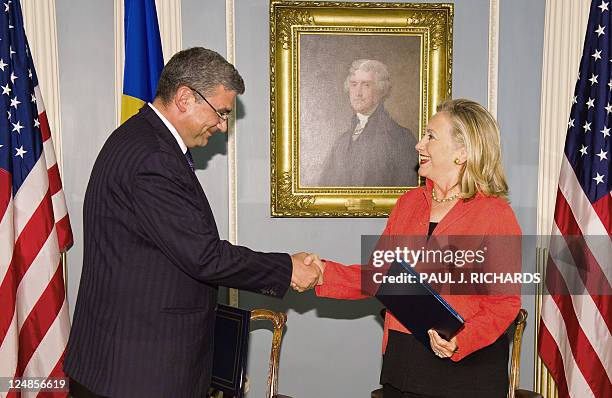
[{"xmin": 454, "ymin": 158, "xmax": 461, "ymax": 165}]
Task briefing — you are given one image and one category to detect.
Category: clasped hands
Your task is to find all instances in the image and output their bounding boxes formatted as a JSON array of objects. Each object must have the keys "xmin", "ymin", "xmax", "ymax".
[
  {"xmin": 428, "ymin": 329, "xmax": 458, "ymax": 359},
  {"xmin": 289, "ymin": 252, "xmax": 324, "ymax": 292}
]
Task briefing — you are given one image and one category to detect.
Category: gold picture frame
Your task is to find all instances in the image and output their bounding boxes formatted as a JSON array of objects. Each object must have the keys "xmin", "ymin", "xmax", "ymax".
[{"xmin": 270, "ymin": 1, "xmax": 453, "ymax": 217}]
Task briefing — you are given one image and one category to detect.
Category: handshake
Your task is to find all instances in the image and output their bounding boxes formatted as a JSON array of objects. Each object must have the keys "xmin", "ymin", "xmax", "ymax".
[{"xmin": 289, "ymin": 252, "xmax": 325, "ymax": 292}]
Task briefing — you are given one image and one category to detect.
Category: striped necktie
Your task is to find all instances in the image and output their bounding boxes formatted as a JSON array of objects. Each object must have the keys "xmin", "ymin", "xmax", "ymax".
[{"xmin": 185, "ymin": 149, "xmax": 195, "ymax": 172}]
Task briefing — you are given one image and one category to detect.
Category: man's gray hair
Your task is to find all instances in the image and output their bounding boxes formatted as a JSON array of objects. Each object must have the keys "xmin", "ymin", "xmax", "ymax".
[
  {"xmin": 155, "ymin": 47, "xmax": 245, "ymax": 103},
  {"xmin": 343, "ymin": 59, "xmax": 391, "ymax": 97}
]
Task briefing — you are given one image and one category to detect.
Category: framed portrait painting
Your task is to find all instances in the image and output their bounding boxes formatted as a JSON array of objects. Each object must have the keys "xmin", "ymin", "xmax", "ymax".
[{"xmin": 270, "ymin": 1, "xmax": 453, "ymax": 217}]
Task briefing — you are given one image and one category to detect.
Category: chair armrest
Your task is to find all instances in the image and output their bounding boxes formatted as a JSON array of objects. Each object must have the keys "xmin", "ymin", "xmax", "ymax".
[
  {"xmin": 515, "ymin": 389, "xmax": 544, "ymax": 398},
  {"xmin": 369, "ymin": 388, "xmax": 542, "ymax": 398},
  {"xmin": 371, "ymin": 388, "xmax": 384, "ymax": 398}
]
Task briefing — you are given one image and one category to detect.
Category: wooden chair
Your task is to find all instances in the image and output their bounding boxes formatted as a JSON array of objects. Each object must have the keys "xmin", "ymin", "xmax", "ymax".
[
  {"xmin": 509, "ymin": 310, "xmax": 542, "ymax": 398},
  {"xmin": 250, "ymin": 309, "xmax": 292, "ymax": 398},
  {"xmin": 371, "ymin": 309, "xmax": 542, "ymax": 398},
  {"xmin": 208, "ymin": 306, "xmax": 292, "ymax": 398}
]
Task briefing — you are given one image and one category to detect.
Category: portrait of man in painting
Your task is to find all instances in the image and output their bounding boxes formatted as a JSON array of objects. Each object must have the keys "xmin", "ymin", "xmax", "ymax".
[{"xmin": 299, "ymin": 34, "xmax": 421, "ymax": 188}]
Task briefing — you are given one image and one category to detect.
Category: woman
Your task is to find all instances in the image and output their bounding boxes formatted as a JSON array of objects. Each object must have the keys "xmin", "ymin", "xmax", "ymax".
[{"xmin": 315, "ymin": 99, "xmax": 521, "ymax": 397}]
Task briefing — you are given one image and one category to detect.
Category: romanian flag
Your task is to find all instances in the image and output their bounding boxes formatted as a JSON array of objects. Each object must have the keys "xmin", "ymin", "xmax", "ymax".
[{"xmin": 121, "ymin": 0, "xmax": 164, "ymax": 124}]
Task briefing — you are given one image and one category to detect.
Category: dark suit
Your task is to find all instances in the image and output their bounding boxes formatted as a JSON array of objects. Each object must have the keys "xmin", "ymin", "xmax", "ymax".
[
  {"xmin": 318, "ymin": 105, "xmax": 418, "ymax": 187},
  {"xmin": 64, "ymin": 105, "xmax": 292, "ymax": 397}
]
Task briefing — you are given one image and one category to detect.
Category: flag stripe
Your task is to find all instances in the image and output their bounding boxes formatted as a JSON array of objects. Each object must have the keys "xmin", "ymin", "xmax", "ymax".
[
  {"xmin": 38, "ymin": 111, "xmax": 51, "ymax": 142},
  {"xmin": 13, "ymin": 191, "xmax": 55, "ymax": 283},
  {"xmin": 13, "ymin": 155, "xmax": 49, "ymax": 238},
  {"xmin": 590, "ymin": 193, "xmax": 611, "ymax": 232},
  {"xmin": 0, "ymin": 169, "xmax": 10, "ymax": 221},
  {"xmin": 54, "ymin": 215, "xmax": 72, "ymax": 253},
  {"xmin": 48, "ymin": 164, "xmax": 62, "ymax": 196},
  {"xmin": 34, "ymin": 86, "xmax": 45, "ymax": 115},
  {"xmin": 43, "ymin": 139, "xmax": 57, "ymax": 172},
  {"xmin": 0, "ymin": 307, "xmax": 18, "ymax": 384},
  {"xmin": 36, "ymin": 349, "xmax": 68, "ymax": 398},
  {"xmin": 51, "ymin": 191, "xmax": 68, "ymax": 225},
  {"xmin": 16, "ymin": 260, "xmax": 65, "ymax": 377},
  {"xmin": 557, "ymin": 161, "xmax": 612, "ymax": 283},
  {"xmin": 558, "ymin": 156, "xmax": 610, "ymax": 235},
  {"xmin": 545, "ymin": 258, "xmax": 612, "ymax": 387},
  {"xmin": 23, "ymin": 302, "xmax": 70, "ymax": 381},
  {"xmin": 0, "ymin": 191, "xmax": 54, "ymax": 343},
  {"xmin": 0, "ymin": 194, "xmax": 14, "ymax": 283},
  {"xmin": 541, "ymin": 295, "xmax": 596, "ymax": 397},
  {"xmin": 553, "ymin": 189, "xmax": 612, "ymax": 292},
  {"xmin": 538, "ymin": 322, "xmax": 572, "ymax": 398},
  {"xmin": 0, "ymin": 267, "xmax": 18, "ymax": 345},
  {"xmin": 15, "ymin": 228, "xmax": 60, "ymax": 332},
  {"xmin": 549, "ymin": 224, "xmax": 612, "ymax": 334}
]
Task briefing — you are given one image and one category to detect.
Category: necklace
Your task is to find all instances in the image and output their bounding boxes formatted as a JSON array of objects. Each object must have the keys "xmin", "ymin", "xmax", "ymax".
[{"xmin": 432, "ymin": 189, "xmax": 460, "ymax": 203}]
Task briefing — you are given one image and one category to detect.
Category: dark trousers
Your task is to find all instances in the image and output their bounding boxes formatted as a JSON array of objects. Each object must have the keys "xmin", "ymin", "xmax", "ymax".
[
  {"xmin": 69, "ymin": 379, "xmax": 109, "ymax": 398},
  {"xmin": 383, "ymin": 384, "xmax": 440, "ymax": 398}
]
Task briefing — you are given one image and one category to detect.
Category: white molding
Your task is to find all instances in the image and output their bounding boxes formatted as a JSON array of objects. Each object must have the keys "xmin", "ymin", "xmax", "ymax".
[
  {"xmin": 535, "ymin": 0, "xmax": 590, "ymax": 395},
  {"xmin": 226, "ymin": 0, "xmax": 239, "ymax": 308},
  {"xmin": 21, "ymin": 0, "xmax": 63, "ymax": 175},
  {"xmin": 487, "ymin": 0, "xmax": 499, "ymax": 118},
  {"xmin": 155, "ymin": 0, "xmax": 182, "ymax": 62},
  {"xmin": 114, "ymin": 0, "xmax": 124, "ymax": 128}
]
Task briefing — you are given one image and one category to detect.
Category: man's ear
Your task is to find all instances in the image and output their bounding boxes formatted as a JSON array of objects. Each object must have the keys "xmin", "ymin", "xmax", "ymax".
[{"xmin": 174, "ymin": 86, "xmax": 192, "ymax": 113}]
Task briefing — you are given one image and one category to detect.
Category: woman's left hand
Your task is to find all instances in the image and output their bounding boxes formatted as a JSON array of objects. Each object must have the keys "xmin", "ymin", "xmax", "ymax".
[{"xmin": 428, "ymin": 329, "xmax": 458, "ymax": 359}]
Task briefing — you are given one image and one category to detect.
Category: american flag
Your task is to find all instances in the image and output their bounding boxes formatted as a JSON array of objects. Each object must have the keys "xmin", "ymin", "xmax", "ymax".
[
  {"xmin": 538, "ymin": 0, "xmax": 612, "ymax": 397},
  {"xmin": 0, "ymin": 0, "xmax": 73, "ymax": 396}
]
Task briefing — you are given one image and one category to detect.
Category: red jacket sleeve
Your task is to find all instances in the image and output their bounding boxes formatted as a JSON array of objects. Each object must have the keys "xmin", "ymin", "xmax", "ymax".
[
  {"xmin": 315, "ymin": 194, "xmax": 407, "ymax": 300},
  {"xmin": 451, "ymin": 295, "xmax": 520, "ymax": 361},
  {"xmin": 314, "ymin": 260, "xmax": 367, "ymax": 299},
  {"xmin": 451, "ymin": 203, "xmax": 522, "ymax": 361}
]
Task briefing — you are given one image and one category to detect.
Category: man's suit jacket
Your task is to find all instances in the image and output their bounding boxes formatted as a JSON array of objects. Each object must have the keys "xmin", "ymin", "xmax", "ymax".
[
  {"xmin": 64, "ymin": 105, "xmax": 292, "ymax": 397},
  {"xmin": 318, "ymin": 105, "xmax": 419, "ymax": 187}
]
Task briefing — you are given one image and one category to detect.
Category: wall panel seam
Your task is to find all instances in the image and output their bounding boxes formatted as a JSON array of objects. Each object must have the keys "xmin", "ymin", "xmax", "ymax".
[{"xmin": 487, "ymin": 0, "xmax": 499, "ymax": 117}]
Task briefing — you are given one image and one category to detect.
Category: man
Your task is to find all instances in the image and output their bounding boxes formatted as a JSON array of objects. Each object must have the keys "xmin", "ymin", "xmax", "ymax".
[
  {"xmin": 318, "ymin": 59, "xmax": 419, "ymax": 187},
  {"xmin": 64, "ymin": 48, "xmax": 320, "ymax": 398}
]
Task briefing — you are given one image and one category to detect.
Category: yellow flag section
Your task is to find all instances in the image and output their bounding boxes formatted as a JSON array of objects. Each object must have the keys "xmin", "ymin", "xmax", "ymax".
[
  {"xmin": 121, "ymin": 0, "xmax": 163, "ymax": 124},
  {"xmin": 121, "ymin": 94, "xmax": 146, "ymax": 124}
]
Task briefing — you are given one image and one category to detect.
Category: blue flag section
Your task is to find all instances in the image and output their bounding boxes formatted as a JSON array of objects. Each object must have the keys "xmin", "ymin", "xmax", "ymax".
[{"xmin": 121, "ymin": 0, "xmax": 164, "ymax": 123}]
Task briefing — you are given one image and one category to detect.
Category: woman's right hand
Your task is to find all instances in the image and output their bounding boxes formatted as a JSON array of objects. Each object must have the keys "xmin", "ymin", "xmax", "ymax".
[{"xmin": 428, "ymin": 329, "xmax": 458, "ymax": 359}]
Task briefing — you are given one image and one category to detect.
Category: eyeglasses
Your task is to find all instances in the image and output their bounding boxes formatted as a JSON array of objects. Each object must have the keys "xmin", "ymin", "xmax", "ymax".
[{"xmin": 187, "ymin": 86, "xmax": 230, "ymax": 121}]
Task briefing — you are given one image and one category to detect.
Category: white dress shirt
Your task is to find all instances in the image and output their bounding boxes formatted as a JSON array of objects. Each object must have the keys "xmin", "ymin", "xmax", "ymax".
[{"xmin": 148, "ymin": 102, "xmax": 188, "ymax": 154}]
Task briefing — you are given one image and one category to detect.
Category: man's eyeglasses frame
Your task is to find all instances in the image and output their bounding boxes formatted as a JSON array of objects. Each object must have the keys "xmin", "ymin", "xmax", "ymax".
[{"xmin": 186, "ymin": 86, "xmax": 230, "ymax": 122}]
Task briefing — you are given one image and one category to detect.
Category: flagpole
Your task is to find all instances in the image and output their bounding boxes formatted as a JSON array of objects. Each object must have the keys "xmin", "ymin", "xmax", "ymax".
[{"xmin": 63, "ymin": 252, "xmax": 68, "ymax": 301}]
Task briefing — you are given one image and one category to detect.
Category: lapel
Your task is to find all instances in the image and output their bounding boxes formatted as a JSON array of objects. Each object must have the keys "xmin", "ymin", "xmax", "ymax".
[{"xmin": 139, "ymin": 105, "xmax": 217, "ymax": 225}]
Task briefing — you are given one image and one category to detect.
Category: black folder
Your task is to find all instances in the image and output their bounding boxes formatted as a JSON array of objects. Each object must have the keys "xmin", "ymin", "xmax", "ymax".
[
  {"xmin": 375, "ymin": 261, "xmax": 465, "ymax": 348},
  {"xmin": 210, "ymin": 304, "xmax": 250, "ymax": 398}
]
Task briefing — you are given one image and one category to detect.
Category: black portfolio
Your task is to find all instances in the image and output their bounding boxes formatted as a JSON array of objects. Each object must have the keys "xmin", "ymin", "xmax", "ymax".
[
  {"xmin": 210, "ymin": 304, "xmax": 250, "ymax": 398},
  {"xmin": 375, "ymin": 261, "xmax": 465, "ymax": 348}
]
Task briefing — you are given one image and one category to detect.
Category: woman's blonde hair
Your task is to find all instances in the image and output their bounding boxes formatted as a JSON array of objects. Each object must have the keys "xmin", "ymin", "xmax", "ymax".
[{"xmin": 436, "ymin": 99, "xmax": 509, "ymax": 199}]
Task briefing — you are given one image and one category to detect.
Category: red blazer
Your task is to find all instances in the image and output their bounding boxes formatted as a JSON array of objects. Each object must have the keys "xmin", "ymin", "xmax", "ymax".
[{"xmin": 316, "ymin": 180, "xmax": 521, "ymax": 361}]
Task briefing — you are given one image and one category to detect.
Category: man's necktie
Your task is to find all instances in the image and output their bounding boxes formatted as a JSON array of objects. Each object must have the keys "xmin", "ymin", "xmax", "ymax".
[{"xmin": 185, "ymin": 149, "xmax": 195, "ymax": 172}]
